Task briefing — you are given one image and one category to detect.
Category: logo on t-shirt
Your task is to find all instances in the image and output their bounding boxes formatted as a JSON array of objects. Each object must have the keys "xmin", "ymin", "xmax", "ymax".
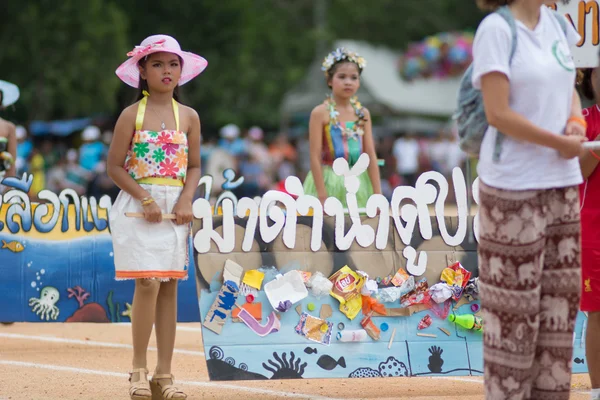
[
  {"xmin": 552, "ymin": 40, "xmax": 575, "ymax": 72},
  {"xmin": 585, "ymin": 278, "xmax": 592, "ymax": 292}
]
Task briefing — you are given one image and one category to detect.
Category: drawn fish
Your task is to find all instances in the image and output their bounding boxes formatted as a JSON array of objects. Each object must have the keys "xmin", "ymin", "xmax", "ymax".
[
  {"xmin": 316, "ymin": 355, "xmax": 346, "ymax": 370},
  {"xmin": 304, "ymin": 347, "xmax": 318, "ymax": 355},
  {"xmin": 574, "ymin": 357, "xmax": 585, "ymax": 364},
  {"xmin": 2, "ymin": 240, "xmax": 24, "ymax": 253}
]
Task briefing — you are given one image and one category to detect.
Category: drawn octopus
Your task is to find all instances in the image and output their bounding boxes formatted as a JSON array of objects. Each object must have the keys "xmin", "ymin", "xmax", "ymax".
[{"xmin": 29, "ymin": 286, "xmax": 60, "ymax": 321}]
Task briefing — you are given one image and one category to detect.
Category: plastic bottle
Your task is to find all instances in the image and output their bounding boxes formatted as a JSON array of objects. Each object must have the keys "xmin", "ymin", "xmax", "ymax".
[
  {"xmin": 336, "ymin": 329, "xmax": 369, "ymax": 342},
  {"xmin": 448, "ymin": 313, "xmax": 483, "ymax": 332}
]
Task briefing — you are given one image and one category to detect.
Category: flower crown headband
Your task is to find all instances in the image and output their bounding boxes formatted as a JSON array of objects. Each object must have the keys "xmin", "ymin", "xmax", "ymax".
[{"xmin": 321, "ymin": 47, "xmax": 367, "ymax": 77}]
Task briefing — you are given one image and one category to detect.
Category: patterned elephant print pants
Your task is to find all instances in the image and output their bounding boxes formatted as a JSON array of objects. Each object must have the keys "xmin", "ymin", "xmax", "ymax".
[{"xmin": 478, "ymin": 182, "xmax": 581, "ymax": 400}]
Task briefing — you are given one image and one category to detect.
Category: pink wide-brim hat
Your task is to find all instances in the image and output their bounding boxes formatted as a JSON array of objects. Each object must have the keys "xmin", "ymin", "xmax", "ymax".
[{"xmin": 116, "ymin": 34, "xmax": 208, "ymax": 88}]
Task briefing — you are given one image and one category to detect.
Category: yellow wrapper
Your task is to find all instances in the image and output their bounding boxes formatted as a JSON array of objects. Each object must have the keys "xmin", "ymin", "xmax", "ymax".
[
  {"xmin": 339, "ymin": 295, "xmax": 362, "ymax": 320},
  {"xmin": 441, "ymin": 268, "xmax": 456, "ymax": 285},
  {"xmin": 329, "ymin": 265, "xmax": 365, "ymax": 304}
]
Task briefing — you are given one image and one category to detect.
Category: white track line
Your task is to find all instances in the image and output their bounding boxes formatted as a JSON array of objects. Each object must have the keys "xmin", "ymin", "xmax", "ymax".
[
  {"xmin": 0, "ymin": 333, "xmax": 204, "ymax": 357},
  {"xmin": 438, "ymin": 376, "xmax": 590, "ymax": 395},
  {"xmin": 115, "ymin": 323, "xmax": 203, "ymax": 332},
  {"xmin": 0, "ymin": 360, "xmax": 343, "ymax": 400},
  {"xmin": 1, "ymin": 333, "xmax": 590, "ymax": 395},
  {"xmin": 438, "ymin": 376, "xmax": 483, "ymax": 384}
]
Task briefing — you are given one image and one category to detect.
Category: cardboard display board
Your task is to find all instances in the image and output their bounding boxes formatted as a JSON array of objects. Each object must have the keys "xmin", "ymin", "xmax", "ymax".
[
  {"xmin": 192, "ymin": 163, "xmax": 589, "ymax": 381},
  {"xmin": 551, "ymin": 0, "xmax": 600, "ymax": 67},
  {"xmin": 0, "ymin": 174, "xmax": 198, "ymax": 323},
  {"xmin": 0, "ymin": 162, "xmax": 589, "ymax": 381}
]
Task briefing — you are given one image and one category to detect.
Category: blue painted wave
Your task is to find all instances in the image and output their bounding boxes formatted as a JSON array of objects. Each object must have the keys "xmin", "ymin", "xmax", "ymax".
[{"xmin": 0, "ymin": 233, "xmax": 198, "ymax": 322}]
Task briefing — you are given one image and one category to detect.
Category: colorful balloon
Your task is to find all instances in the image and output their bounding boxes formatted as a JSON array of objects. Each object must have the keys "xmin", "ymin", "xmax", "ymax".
[
  {"xmin": 423, "ymin": 46, "xmax": 440, "ymax": 62},
  {"xmin": 448, "ymin": 47, "xmax": 468, "ymax": 63},
  {"xmin": 399, "ymin": 31, "xmax": 474, "ymax": 80}
]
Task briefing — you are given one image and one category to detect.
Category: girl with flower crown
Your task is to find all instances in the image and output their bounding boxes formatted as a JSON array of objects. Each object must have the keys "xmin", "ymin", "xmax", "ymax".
[
  {"xmin": 107, "ymin": 34, "xmax": 207, "ymax": 400},
  {"xmin": 303, "ymin": 47, "xmax": 381, "ymax": 208}
]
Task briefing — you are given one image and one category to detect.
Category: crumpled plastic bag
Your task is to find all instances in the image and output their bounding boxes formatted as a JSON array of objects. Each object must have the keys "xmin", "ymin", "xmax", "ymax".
[
  {"xmin": 400, "ymin": 278, "xmax": 430, "ymax": 307},
  {"xmin": 306, "ymin": 271, "xmax": 333, "ymax": 298},
  {"xmin": 464, "ymin": 277, "xmax": 480, "ymax": 300},
  {"xmin": 375, "ymin": 274, "xmax": 416, "ymax": 303},
  {"xmin": 375, "ymin": 286, "xmax": 403, "ymax": 303},
  {"xmin": 376, "ymin": 274, "xmax": 416, "ymax": 302},
  {"xmin": 362, "ymin": 295, "xmax": 386, "ymax": 316},
  {"xmin": 361, "ymin": 279, "xmax": 379, "ymax": 296},
  {"xmin": 429, "ymin": 282, "xmax": 453, "ymax": 304}
]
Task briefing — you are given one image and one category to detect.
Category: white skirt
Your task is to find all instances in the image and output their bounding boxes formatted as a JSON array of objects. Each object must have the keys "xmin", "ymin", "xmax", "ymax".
[{"xmin": 109, "ymin": 184, "xmax": 190, "ymax": 281}]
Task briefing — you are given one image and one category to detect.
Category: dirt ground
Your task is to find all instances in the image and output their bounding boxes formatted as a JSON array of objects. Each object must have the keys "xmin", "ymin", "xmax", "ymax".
[{"xmin": 0, "ymin": 322, "xmax": 592, "ymax": 400}]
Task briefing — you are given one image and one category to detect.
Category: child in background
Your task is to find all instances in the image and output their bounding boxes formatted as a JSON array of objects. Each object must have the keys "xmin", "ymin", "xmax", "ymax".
[{"xmin": 303, "ymin": 48, "xmax": 381, "ymax": 208}]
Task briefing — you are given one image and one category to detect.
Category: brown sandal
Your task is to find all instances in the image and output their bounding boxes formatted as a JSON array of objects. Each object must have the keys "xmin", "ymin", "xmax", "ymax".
[
  {"xmin": 129, "ymin": 368, "xmax": 152, "ymax": 400},
  {"xmin": 150, "ymin": 373, "xmax": 187, "ymax": 399}
]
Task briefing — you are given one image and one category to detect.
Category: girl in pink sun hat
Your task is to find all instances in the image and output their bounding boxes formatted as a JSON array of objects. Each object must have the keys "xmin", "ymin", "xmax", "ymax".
[
  {"xmin": 108, "ymin": 34, "xmax": 206, "ymax": 400},
  {"xmin": 116, "ymin": 34, "xmax": 207, "ymax": 89}
]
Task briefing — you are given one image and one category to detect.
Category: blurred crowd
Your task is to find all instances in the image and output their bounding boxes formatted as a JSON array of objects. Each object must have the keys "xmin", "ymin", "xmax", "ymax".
[
  {"xmin": 12, "ymin": 123, "xmax": 466, "ymax": 203},
  {"xmin": 14, "ymin": 125, "xmax": 119, "ymax": 202}
]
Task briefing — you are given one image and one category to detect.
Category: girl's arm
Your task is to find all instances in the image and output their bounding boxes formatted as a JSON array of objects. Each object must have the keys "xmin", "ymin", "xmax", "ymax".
[
  {"xmin": 566, "ymin": 89, "xmax": 586, "ymax": 137},
  {"xmin": 308, "ymin": 105, "xmax": 327, "ymax": 204},
  {"xmin": 362, "ymin": 108, "xmax": 381, "ymax": 194},
  {"xmin": 171, "ymin": 108, "xmax": 200, "ymax": 225},
  {"xmin": 180, "ymin": 109, "xmax": 201, "ymax": 202},
  {"xmin": 480, "ymin": 72, "xmax": 585, "ymax": 158},
  {"xmin": 106, "ymin": 106, "xmax": 150, "ymax": 200},
  {"xmin": 571, "ymin": 89, "xmax": 584, "ymax": 119},
  {"xmin": 6, "ymin": 123, "xmax": 16, "ymax": 178}
]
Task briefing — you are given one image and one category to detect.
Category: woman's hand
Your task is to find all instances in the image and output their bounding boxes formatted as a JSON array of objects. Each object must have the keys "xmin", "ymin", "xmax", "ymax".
[
  {"xmin": 172, "ymin": 198, "xmax": 193, "ymax": 225},
  {"xmin": 565, "ymin": 120, "xmax": 586, "ymax": 137},
  {"xmin": 143, "ymin": 200, "xmax": 163, "ymax": 223},
  {"xmin": 558, "ymin": 135, "xmax": 587, "ymax": 159}
]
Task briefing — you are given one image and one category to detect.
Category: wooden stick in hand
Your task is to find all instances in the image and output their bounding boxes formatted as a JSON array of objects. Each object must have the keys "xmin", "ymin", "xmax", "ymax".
[{"xmin": 125, "ymin": 212, "xmax": 177, "ymax": 219}]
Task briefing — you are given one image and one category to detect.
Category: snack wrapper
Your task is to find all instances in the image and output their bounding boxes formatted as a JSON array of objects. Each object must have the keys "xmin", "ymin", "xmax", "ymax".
[
  {"xmin": 329, "ymin": 266, "xmax": 365, "ymax": 304},
  {"xmin": 381, "ymin": 274, "xmax": 393, "ymax": 286},
  {"xmin": 391, "ymin": 268, "xmax": 410, "ymax": 287},
  {"xmin": 360, "ymin": 313, "xmax": 381, "ymax": 341},
  {"xmin": 298, "ymin": 271, "xmax": 312, "ymax": 283},
  {"xmin": 417, "ymin": 314, "xmax": 432, "ymax": 330},
  {"xmin": 400, "ymin": 278, "xmax": 430, "ymax": 307},
  {"xmin": 440, "ymin": 262, "xmax": 472, "ymax": 301},
  {"xmin": 339, "ymin": 295, "xmax": 362, "ymax": 320},
  {"xmin": 295, "ymin": 312, "xmax": 333, "ymax": 345}
]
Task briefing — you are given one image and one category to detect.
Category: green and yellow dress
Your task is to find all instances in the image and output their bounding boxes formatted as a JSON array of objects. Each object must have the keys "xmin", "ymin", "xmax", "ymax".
[{"xmin": 303, "ymin": 96, "xmax": 373, "ymax": 208}]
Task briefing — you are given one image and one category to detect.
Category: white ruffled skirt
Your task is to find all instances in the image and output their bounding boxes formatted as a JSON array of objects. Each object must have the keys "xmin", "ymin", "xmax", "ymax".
[{"xmin": 109, "ymin": 184, "xmax": 190, "ymax": 281}]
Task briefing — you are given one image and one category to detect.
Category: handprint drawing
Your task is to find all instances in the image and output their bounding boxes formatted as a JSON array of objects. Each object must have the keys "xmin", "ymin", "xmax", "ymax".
[{"xmin": 428, "ymin": 346, "xmax": 444, "ymax": 373}]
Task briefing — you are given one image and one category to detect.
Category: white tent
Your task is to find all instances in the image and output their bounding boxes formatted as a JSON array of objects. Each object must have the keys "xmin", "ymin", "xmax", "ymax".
[{"xmin": 280, "ymin": 39, "xmax": 462, "ymax": 120}]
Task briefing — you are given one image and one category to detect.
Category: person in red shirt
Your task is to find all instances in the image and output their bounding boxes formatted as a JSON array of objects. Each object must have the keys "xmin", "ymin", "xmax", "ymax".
[{"xmin": 578, "ymin": 66, "xmax": 600, "ymax": 399}]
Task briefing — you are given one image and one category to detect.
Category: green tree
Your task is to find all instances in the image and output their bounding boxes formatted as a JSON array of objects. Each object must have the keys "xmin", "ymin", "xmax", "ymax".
[
  {"xmin": 327, "ymin": 0, "xmax": 484, "ymax": 48},
  {"xmin": 0, "ymin": 0, "xmax": 485, "ymax": 130},
  {"xmin": 118, "ymin": 0, "xmax": 316, "ymax": 132},
  {"xmin": 0, "ymin": 0, "xmax": 128, "ymax": 121}
]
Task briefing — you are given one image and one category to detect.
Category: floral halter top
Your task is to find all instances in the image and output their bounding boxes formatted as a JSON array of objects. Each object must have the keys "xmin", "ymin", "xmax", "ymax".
[
  {"xmin": 124, "ymin": 95, "xmax": 188, "ymax": 182},
  {"xmin": 321, "ymin": 95, "xmax": 367, "ymax": 167}
]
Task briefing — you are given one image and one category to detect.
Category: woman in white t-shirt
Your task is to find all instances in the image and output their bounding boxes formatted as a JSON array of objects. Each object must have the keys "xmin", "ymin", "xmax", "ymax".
[{"xmin": 473, "ymin": 0, "xmax": 586, "ymax": 399}]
